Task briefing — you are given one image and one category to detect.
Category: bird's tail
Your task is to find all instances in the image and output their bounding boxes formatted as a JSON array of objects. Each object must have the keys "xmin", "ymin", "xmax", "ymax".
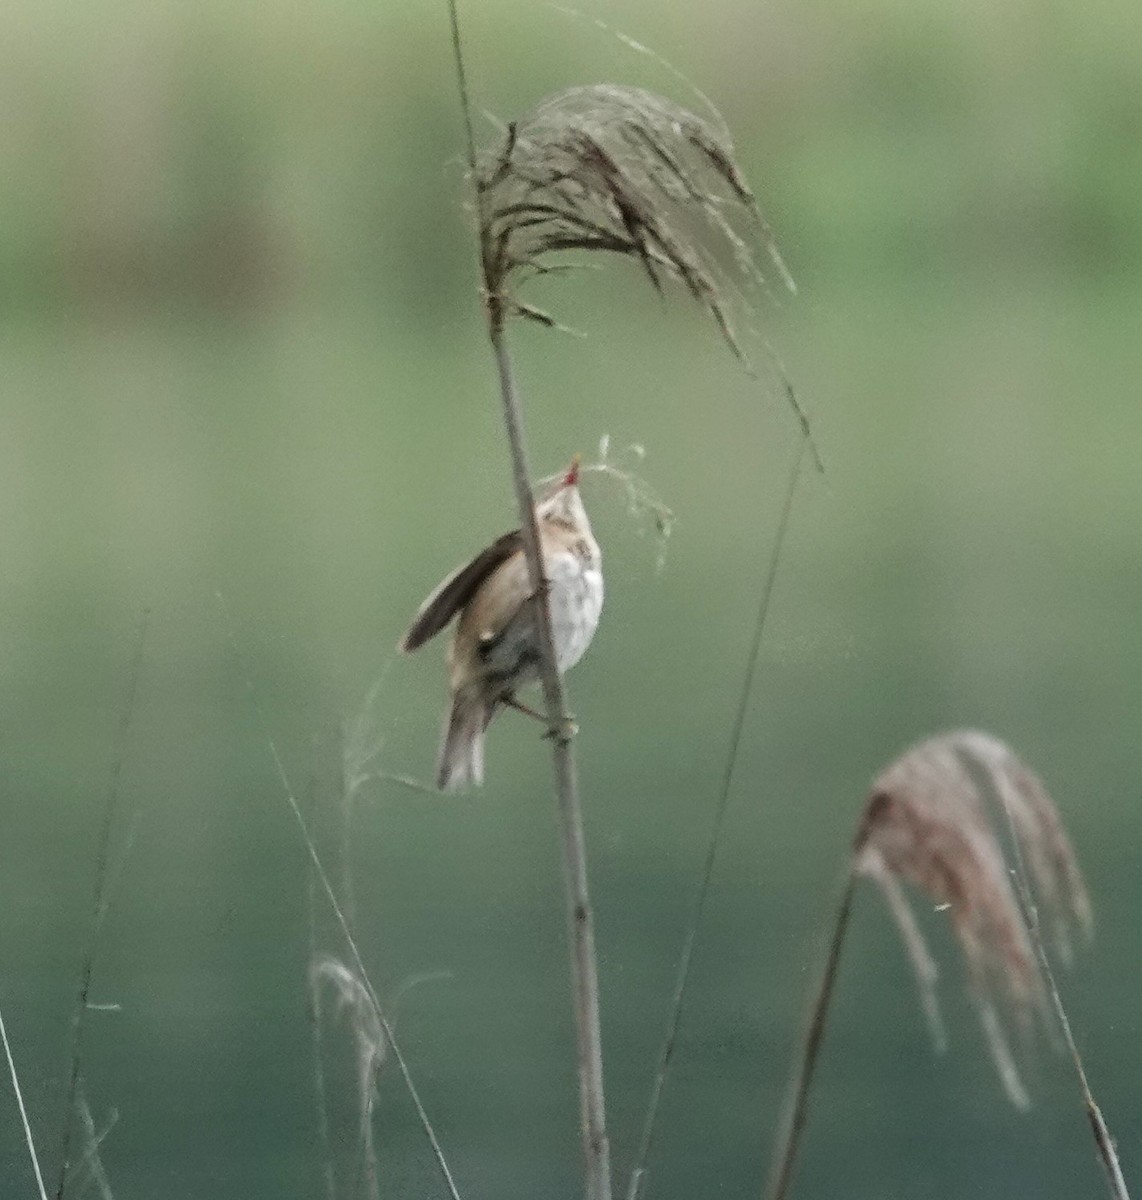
[{"xmin": 436, "ymin": 689, "xmax": 493, "ymax": 791}]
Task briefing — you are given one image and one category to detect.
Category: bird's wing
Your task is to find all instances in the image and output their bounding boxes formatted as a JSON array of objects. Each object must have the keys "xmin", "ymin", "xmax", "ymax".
[{"xmin": 399, "ymin": 529, "xmax": 524, "ymax": 653}]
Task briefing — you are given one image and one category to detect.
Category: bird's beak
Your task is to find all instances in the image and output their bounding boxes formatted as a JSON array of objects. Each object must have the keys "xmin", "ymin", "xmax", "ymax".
[{"xmin": 563, "ymin": 454, "xmax": 582, "ymax": 487}]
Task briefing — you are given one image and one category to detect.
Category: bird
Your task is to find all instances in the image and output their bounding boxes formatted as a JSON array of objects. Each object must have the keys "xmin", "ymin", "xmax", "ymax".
[{"xmin": 400, "ymin": 457, "xmax": 603, "ymax": 791}]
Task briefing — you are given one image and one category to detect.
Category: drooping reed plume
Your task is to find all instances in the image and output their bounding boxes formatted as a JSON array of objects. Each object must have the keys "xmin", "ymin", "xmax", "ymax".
[
  {"xmin": 855, "ymin": 730, "xmax": 1091, "ymax": 1103},
  {"xmin": 477, "ymin": 84, "xmax": 787, "ymax": 343},
  {"xmin": 766, "ymin": 730, "xmax": 1121, "ymax": 1200},
  {"xmin": 311, "ymin": 956, "xmax": 387, "ymax": 1200},
  {"xmin": 471, "ymin": 79, "xmax": 818, "ymax": 468},
  {"xmin": 310, "ymin": 948, "xmax": 455, "ymax": 1197}
]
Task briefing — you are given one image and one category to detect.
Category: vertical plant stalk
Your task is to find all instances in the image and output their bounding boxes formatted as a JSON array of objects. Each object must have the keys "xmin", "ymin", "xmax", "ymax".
[
  {"xmin": 627, "ymin": 438, "xmax": 805, "ymax": 1200},
  {"xmin": 491, "ymin": 314, "xmax": 612, "ymax": 1200},
  {"xmin": 998, "ymin": 806, "xmax": 1130, "ymax": 1199},
  {"xmin": 763, "ymin": 870, "xmax": 857, "ymax": 1200},
  {"xmin": 447, "ymin": 5, "xmax": 612, "ymax": 1197},
  {"xmin": 57, "ymin": 610, "xmax": 148, "ymax": 1200},
  {"xmin": 1, "ymin": 997, "xmax": 50, "ymax": 1200}
]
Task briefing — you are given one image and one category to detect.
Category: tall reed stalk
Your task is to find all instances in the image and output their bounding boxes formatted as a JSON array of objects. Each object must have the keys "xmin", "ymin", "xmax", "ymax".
[
  {"xmin": 443, "ymin": 9, "xmax": 812, "ymax": 1194},
  {"xmin": 446, "ymin": 8, "xmax": 612, "ymax": 1195}
]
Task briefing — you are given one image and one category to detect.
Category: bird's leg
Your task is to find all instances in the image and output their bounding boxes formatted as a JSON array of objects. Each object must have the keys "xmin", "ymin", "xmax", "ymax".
[
  {"xmin": 502, "ymin": 694, "xmax": 547, "ymax": 724},
  {"xmin": 502, "ymin": 694, "xmax": 579, "ymax": 741}
]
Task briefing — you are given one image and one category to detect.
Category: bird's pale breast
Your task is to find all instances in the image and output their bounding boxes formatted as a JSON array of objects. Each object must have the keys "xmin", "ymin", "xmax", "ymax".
[{"xmin": 545, "ymin": 542, "xmax": 603, "ymax": 673}]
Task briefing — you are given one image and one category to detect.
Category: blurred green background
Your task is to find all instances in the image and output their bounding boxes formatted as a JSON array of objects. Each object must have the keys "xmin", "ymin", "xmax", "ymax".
[{"xmin": 3, "ymin": 0, "xmax": 1140, "ymax": 1196}]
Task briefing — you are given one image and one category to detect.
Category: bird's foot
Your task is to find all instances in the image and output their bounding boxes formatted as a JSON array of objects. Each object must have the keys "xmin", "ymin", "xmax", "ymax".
[{"xmin": 542, "ymin": 715, "xmax": 579, "ymax": 743}]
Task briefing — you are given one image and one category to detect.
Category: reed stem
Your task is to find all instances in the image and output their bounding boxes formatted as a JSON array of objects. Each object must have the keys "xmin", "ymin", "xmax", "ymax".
[
  {"xmin": 764, "ymin": 870, "xmax": 857, "ymax": 1200},
  {"xmin": 446, "ymin": 6, "xmax": 612, "ymax": 1194}
]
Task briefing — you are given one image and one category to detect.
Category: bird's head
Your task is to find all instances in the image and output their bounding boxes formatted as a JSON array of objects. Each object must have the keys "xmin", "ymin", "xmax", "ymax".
[{"xmin": 537, "ymin": 455, "xmax": 588, "ymax": 528}]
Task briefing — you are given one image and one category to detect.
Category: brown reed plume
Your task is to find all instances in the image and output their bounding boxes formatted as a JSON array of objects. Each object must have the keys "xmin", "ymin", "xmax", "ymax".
[
  {"xmin": 766, "ymin": 730, "xmax": 1114, "ymax": 1200},
  {"xmin": 857, "ymin": 730, "xmax": 1091, "ymax": 1105},
  {"xmin": 471, "ymin": 79, "xmax": 819, "ymax": 469},
  {"xmin": 477, "ymin": 84, "xmax": 788, "ymax": 346}
]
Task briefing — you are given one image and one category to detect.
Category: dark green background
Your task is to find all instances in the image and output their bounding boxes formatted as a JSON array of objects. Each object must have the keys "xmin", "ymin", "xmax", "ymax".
[{"xmin": 3, "ymin": 1, "xmax": 1140, "ymax": 1196}]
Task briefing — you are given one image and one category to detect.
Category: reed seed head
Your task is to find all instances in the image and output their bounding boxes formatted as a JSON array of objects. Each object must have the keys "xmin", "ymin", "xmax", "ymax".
[
  {"xmin": 853, "ymin": 730, "xmax": 1091, "ymax": 1107},
  {"xmin": 474, "ymin": 83, "xmax": 791, "ymax": 356}
]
